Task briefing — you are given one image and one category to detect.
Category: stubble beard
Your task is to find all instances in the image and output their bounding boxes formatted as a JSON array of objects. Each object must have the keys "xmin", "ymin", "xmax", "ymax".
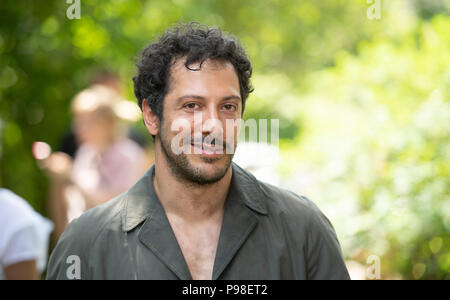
[{"xmin": 158, "ymin": 124, "xmax": 235, "ymax": 186}]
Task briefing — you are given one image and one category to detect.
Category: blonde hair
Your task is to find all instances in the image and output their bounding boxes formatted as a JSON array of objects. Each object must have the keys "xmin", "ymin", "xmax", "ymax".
[{"xmin": 71, "ymin": 85, "xmax": 140, "ymax": 122}]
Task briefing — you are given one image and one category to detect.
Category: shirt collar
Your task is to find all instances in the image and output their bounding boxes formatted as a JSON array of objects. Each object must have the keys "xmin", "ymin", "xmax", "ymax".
[{"xmin": 121, "ymin": 162, "xmax": 268, "ymax": 233}]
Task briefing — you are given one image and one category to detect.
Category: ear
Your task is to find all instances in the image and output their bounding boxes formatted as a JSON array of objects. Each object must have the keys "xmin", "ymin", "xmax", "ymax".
[{"xmin": 142, "ymin": 99, "xmax": 159, "ymax": 136}]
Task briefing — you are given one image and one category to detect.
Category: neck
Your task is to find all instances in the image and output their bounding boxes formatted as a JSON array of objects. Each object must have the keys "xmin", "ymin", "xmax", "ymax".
[
  {"xmin": 152, "ymin": 147, "xmax": 232, "ymax": 224},
  {"xmin": 93, "ymin": 133, "xmax": 118, "ymax": 154}
]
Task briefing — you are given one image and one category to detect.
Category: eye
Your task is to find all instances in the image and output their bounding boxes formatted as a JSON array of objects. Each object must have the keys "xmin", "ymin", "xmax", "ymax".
[
  {"xmin": 223, "ymin": 104, "xmax": 237, "ymax": 112},
  {"xmin": 184, "ymin": 103, "xmax": 200, "ymax": 110}
]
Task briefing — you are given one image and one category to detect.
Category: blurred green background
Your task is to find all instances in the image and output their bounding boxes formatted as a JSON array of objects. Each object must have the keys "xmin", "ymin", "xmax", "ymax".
[{"xmin": 0, "ymin": 0, "xmax": 449, "ymax": 279}]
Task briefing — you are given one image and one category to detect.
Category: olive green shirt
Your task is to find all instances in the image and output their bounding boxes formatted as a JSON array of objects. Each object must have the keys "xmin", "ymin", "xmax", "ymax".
[{"xmin": 46, "ymin": 163, "xmax": 350, "ymax": 280}]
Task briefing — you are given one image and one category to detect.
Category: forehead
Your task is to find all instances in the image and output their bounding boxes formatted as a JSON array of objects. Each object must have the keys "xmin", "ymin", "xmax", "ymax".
[{"xmin": 167, "ymin": 58, "xmax": 240, "ymax": 96}]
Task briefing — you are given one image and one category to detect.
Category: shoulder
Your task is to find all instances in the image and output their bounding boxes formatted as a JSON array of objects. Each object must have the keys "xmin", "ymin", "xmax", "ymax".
[
  {"xmin": 0, "ymin": 189, "xmax": 45, "ymax": 233},
  {"xmin": 250, "ymin": 174, "xmax": 325, "ymax": 227},
  {"xmin": 0, "ymin": 189, "xmax": 34, "ymax": 219},
  {"xmin": 249, "ymin": 171, "xmax": 349, "ymax": 279},
  {"xmin": 247, "ymin": 170, "xmax": 339, "ymax": 242},
  {"xmin": 259, "ymin": 180, "xmax": 320, "ymax": 215},
  {"xmin": 46, "ymin": 192, "xmax": 126, "ymax": 279},
  {"xmin": 59, "ymin": 192, "xmax": 125, "ymax": 247}
]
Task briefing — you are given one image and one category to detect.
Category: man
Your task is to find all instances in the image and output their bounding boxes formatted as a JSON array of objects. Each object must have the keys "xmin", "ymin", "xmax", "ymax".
[{"xmin": 46, "ymin": 23, "xmax": 350, "ymax": 280}]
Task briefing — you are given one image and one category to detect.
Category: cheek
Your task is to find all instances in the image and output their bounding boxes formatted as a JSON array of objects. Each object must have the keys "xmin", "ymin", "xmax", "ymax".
[
  {"xmin": 74, "ymin": 122, "xmax": 89, "ymax": 139},
  {"xmin": 160, "ymin": 116, "xmax": 190, "ymax": 147},
  {"xmin": 223, "ymin": 119, "xmax": 240, "ymax": 140},
  {"xmin": 85, "ymin": 127, "xmax": 101, "ymax": 141}
]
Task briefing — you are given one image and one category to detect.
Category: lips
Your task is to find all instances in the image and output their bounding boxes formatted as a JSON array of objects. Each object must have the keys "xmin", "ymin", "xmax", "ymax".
[{"xmin": 190, "ymin": 141, "xmax": 224, "ymax": 154}]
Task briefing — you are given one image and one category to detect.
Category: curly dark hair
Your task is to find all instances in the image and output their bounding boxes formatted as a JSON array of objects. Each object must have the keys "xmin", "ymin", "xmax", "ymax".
[{"xmin": 133, "ymin": 22, "xmax": 253, "ymax": 121}]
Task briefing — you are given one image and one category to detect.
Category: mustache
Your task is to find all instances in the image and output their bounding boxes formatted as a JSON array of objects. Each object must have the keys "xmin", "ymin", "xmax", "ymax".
[{"xmin": 189, "ymin": 137, "xmax": 230, "ymax": 149}]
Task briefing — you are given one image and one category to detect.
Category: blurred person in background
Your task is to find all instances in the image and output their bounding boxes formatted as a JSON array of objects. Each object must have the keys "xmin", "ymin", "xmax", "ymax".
[
  {"xmin": 58, "ymin": 70, "xmax": 151, "ymax": 158},
  {"xmin": 0, "ymin": 189, "xmax": 53, "ymax": 280},
  {"xmin": 39, "ymin": 84, "xmax": 149, "ymax": 242}
]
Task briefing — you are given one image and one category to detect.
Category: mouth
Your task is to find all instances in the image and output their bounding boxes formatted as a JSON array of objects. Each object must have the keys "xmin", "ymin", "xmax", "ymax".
[{"xmin": 190, "ymin": 141, "xmax": 224, "ymax": 157}]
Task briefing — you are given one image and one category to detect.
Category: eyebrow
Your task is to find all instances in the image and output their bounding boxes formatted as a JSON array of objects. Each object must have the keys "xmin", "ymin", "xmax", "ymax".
[{"xmin": 176, "ymin": 94, "xmax": 241, "ymax": 104}]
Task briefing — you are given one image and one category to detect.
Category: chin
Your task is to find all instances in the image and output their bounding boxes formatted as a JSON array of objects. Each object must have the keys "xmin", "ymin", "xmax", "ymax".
[
  {"xmin": 187, "ymin": 155, "xmax": 233, "ymax": 184},
  {"xmin": 189, "ymin": 153, "xmax": 228, "ymax": 167},
  {"xmin": 159, "ymin": 134, "xmax": 234, "ymax": 185}
]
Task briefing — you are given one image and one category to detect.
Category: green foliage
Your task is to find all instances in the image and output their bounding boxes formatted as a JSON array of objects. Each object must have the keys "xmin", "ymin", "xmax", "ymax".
[
  {"xmin": 0, "ymin": 0, "xmax": 448, "ymax": 279},
  {"xmin": 279, "ymin": 13, "xmax": 450, "ymax": 279}
]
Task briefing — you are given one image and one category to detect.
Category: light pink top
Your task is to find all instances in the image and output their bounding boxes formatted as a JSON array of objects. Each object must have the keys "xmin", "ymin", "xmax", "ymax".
[{"xmin": 71, "ymin": 138, "xmax": 147, "ymax": 211}]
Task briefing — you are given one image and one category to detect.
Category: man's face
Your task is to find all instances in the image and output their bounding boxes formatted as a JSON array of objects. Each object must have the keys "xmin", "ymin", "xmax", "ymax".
[{"xmin": 156, "ymin": 58, "xmax": 242, "ymax": 185}]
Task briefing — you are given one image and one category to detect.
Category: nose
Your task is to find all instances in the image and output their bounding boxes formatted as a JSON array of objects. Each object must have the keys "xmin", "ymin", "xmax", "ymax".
[{"xmin": 201, "ymin": 105, "xmax": 222, "ymax": 135}]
